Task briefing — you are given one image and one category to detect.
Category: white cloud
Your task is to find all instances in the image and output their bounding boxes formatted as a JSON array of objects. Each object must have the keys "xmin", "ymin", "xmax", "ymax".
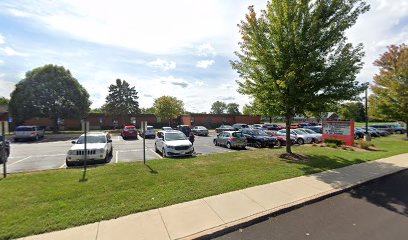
[
  {"xmin": 147, "ymin": 58, "xmax": 176, "ymax": 71},
  {"xmin": 0, "ymin": 60, "xmax": 4, "ymax": 64},
  {"xmin": 0, "ymin": 34, "xmax": 5, "ymax": 45},
  {"xmin": 1, "ymin": 47, "xmax": 28, "ymax": 57},
  {"xmin": 197, "ymin": 43, "xmax": 216, "ymax": 56},
  {"xmin": 196, "ymin": 60, "xmax": 215, "ymax": 69},
  {"xmin": 8, "ymin": 8, "xmax": 31, "ymax": 17}
]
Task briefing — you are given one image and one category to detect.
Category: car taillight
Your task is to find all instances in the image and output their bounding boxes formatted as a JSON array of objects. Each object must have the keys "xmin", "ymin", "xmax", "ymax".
[{"xmin": 230, "ymin": 138, "xmax": 235, "ymax": 141}]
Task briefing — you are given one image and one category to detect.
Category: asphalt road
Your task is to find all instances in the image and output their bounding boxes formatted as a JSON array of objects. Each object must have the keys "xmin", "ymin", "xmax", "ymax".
[
  {"xmin": 213, "ymin": 170, "xmax": 408, "ymax": 240},
  {"xmin": 0, "ymin": 133, "xmax": 249, "ymax": 173}
]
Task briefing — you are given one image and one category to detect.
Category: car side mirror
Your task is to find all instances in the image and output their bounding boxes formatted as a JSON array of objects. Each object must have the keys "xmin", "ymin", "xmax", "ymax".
[
  {"xmin": 108, "ymin": 139, "xmax": 112, "ymax": 143},
  {"xmin": 71, "ymin": 140, "xmax": 76, "ymax": 144}
]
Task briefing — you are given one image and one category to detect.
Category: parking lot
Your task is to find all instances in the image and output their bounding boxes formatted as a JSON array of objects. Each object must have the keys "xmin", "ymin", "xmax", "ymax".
[{"xmin": 0, "ymin": 133, "xmax": 253, "ymax": 173}]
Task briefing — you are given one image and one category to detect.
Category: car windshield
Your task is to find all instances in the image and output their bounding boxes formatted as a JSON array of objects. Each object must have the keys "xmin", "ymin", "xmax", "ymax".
[
  {"xmin": 165, "ymin": 132, "xmax": 187, "ymax": 141},
  {"xmin": 221, "ymin": 125, "xmax": 231, "ymax": 128},
  {"xmin": 162, "ymin": 127, "xmax": 172, "ymax": 130},
  {"xmin": 76, "ymin": 135, "xmax": 106, "ymax": 144},
  {"xmin": 303, "ymin": 129, "xmax": 316, "ymax": 134},
  {"xmin": 293, "ymin": 129, "xmax": 306, "ymax": 134},
  {"xmin": 251, "ymin": 130, "xmax": 268, "ymax": 136},
  {"xmin": 147, "ymin": 127, "xmax": 154, "ymax": 130},
  {"xmin": 197, "ymin": 126, "xmax": 207, "ymax": 129},
  {"xmin": 125, "ymin": 127, "xmax": 135, "ymax": 130}
]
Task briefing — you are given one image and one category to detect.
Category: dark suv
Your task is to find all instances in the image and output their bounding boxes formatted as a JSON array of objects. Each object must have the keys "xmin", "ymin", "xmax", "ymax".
[
  {"xmin": 0, "ymin": 135, "xmax": 10, "ymax": 164},
  {"xmin": 177, "ymin": 125, "xmax": 191, "ymax": 136},
  {"xmin": 241, "ymin": 129, "xmax": 279, "ymax": 148},
  {"xmin": 232, "ymin": 123, "xmax": 249, "ymax": 131}
]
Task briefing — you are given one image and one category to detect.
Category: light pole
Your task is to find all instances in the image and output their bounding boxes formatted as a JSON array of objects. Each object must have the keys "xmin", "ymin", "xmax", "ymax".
[{"xmin": 364, "ymin": 84, "xmax": 371, "ymax": 142}]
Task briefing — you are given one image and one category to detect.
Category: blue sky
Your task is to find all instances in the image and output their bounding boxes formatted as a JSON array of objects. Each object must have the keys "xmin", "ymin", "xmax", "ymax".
[{"xmin": 0, "ymin": 0, "xmax": 407, "ymax": 112}]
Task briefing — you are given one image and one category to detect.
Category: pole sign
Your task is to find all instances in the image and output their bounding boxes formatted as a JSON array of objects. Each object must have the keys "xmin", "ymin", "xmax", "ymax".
[
  {"xmin": 322, "ymin": 120, "xmax": 355, "ymax": 146},
  {"xmin": 1, "ymin": 121, "xmax": 7, "ymax": 178},
  {"xmin": 8, "ymin": 117, "xmax": 12, "ymax": 123},
  {"xmin": 141, "ymin": 121, "xmax": 147, "ymax": 164}
]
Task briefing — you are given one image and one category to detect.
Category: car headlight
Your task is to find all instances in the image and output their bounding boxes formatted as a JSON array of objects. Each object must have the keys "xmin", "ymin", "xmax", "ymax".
[{"xmin": 98, "ymin": 148, "xmax": 105, "ymax": 153}]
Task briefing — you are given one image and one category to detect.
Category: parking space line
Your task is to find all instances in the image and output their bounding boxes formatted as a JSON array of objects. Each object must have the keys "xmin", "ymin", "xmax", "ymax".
[
  {"xmin": 149, "ymin": 148, "xmax": 163, "ymax": 159},
  {"xmin": 9, "ymin": 153, "xmax": 66, "ymax": 159},
  {"xmin": 115, "ymin": 151, "xmax": 119, "ymax": 163},
  {"xmin": 59, "ymin": 163, "xmax": 66, "ymax": 169},
  {"xmin": 8, "ymin": 156, "xmax": 31, "ymax": 166}
]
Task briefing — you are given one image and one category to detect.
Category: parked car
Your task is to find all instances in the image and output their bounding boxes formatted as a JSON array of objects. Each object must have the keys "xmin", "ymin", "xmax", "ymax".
[
  {"xmin": 265, "ymin": 131, "xmax": 296, "ymax": 146},
  {"xmin": 297, "ymin": 128, "xmax": 322, "ymax": 142},
  {"xmin": 177, "ymin": 125, "xmax": 191, "ymax": 136},
  {"xmin": 66, "ymin": 132, "xmax": 113, "ymax": 167},
  {"xmin": 368, "ymin": 127, "xmax": 390, "ymax": 136},
  {"xmin": 354, "ymin": 128, "xmax": 365, "ymax": 139},
  {"xmin": 369, "ymin": 124, "xmax": 401, "ymax": 134},
  {"xmin": 232, "ymin": 123, "xmax": 249, "ymax": 131},
  {"xmin": 262, "ymin": 124, "xmax": 282, "ymax": 130},
  {"xmin": 14, "ymin": 125, "xmax": 45, "ymax": 142},
  {"xmin": 252, "ymin": 124, "xmax": 264, "ymax": 129},
  {"xmin": 0, "ymin": 135, "xmax": 10, "ymax": 164},
  {"xmin": 277, "ymin": 129, "xmax": 314, "ymax": 145},
  {"xmin": 304, "ymin": 126, "xmax": 322, "ymax": 133},
  {"xmin": 356, "ymin": 127, "xmax": 380, "ymax": 138},
  {"xmin": 290, "ymin": 124, "xmax": 300, "ymax": 129},
  {"xmin": 141, "ymin": 125, "xmax": 156, "ymax": 139},
  {"xmin": 213, "ymin": 131, "xmax": 247, "ymax": 149},
  {"xmin": 389, "ymin": 124, "xmax": 407, "ymax": 134},
  {"xmin": 155, "ymin": 130, "xmax": 194, "ymax": 157},
  {"xmin": 241, "ymin": 129, "xmax": 279, "ymax": 148},
  {"xmin": 215, "ymin": 125, "xmax": 235, "ymax": 133},
  {"xmin": 121, "ymin": 125, "xmax": 138, "ymax": 140},
  {"xmin": 191, "ymin": 126, "xmax": 209, "ymax": 136},
  {"xmin": 161, "ymin": 127, "xmax": 173, "ymax": 131}
]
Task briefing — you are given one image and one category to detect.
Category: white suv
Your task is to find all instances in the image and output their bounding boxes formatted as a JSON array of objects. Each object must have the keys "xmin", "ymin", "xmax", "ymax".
[
  {"xmin": 155, "ymin": 130, "xmax": 194, "ymax": 157},
  {"xmin": 66, "ymin": 132, "xmax": 113, "ymax": 167},
  {"xmin": 142, "ymin": 125, "xmax": 156, "ymax": 139}
]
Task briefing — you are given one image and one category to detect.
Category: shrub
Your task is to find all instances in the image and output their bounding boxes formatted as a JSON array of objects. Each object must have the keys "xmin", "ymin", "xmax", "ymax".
[
  {"xmin": 312, "ymin": 143, "xmax": 318, "ymax": 147},
  {"xmin": 326, "ymin": 143, "xmax": 338, "ymax": 148},
  {"xmin": 358, "ymin": 140, "xmax": 372, "ymax": 150},
  {"xmin": 323, "ymin": 138, "xmax": 345, "ymax": 146}
]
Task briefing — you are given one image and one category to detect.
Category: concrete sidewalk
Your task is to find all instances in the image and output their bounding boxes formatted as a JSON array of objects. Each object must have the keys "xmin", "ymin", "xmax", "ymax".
[{"xmin": 21, "ymin": 153, "xmax": 408, "ymax": 240}]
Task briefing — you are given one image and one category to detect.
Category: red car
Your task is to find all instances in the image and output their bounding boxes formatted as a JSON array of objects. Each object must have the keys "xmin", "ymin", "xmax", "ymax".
[
  {"xmin": 121, "ymin": 125, "xmax": 138, "ymax": 140},
  {"xmin": 265, "ymin": 131, "xmax": 296, "ymax": 146}
]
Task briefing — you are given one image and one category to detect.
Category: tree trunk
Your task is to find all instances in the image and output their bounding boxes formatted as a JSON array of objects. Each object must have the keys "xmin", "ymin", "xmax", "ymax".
[
  {"xmin": 285, "ymin": 114, "xmax": 292, "ymax": 154},
  {"xmin": 53, "ymin": 117, "xmax": 59, "ymax": 133}
]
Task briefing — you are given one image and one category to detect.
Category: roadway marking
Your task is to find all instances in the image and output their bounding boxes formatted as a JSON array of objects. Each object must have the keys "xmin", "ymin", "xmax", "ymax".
[
  {"xmin": 149, "ymin": 148, "xmax": 163, "ymax": 159},
  {"xmin": 9, "ymin": 153, "xmax": 66, "ymax": 159},
  {"xmin": 8, "ymin": 156, "xmax": 31, "ymax": 166},
  {"xmin": 115, "ymin": 151, "xmax": 119, "ymax": 163}
]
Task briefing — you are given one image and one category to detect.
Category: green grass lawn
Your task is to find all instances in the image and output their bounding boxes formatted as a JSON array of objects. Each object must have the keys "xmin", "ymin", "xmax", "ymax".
[{"xmin": 0, "ymin": 135, "xmax": 407, "ymax": 239}]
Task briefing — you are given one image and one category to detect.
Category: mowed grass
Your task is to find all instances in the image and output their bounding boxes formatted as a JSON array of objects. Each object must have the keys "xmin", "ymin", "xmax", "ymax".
[{"xmin": 0, "ymin": 135, "xmax": 407, "ymax": 239}]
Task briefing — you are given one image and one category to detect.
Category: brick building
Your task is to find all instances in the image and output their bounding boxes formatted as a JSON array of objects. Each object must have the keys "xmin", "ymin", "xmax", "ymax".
[{"xmin": 180, "ymin": 114, "xmax": 261, "ymax": 128}]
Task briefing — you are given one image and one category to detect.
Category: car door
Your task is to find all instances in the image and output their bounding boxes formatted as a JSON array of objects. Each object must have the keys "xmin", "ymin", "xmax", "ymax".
[
  {"xmin": 107, "ymin": 134, "xmax": 112, "ymax": 151},
  {"xmin": 222, "ymin": 132, "xmax": 230, "ymax": 146}
]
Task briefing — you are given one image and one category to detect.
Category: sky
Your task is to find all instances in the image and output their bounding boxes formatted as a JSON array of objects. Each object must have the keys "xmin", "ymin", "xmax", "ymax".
[{"xmin": 0, "ymin": 0, "xmax": 407, "ymax": 113}]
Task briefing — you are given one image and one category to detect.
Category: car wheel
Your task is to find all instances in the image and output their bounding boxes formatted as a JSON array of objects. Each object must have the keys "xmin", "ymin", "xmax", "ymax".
[
  {"xmin": 104, "ymin": 151, "xmax": 110, "ymax": 163},
  {"xmin": 297, "ymin": 138, "xmax": 304, "ymax": 145},
  {"xmin": 396, "ymin": 130, "xmax": 402, "ymax": 134},
  {"xmin": 66, "ymin": 159, "xmax": 75, "ymax": 167},
  {"xmin": 227, "ymin": 142, "xmax": 232, "ymax": 149},
  {"xmin": 255, "ymin": 141, "xmax": 262, "ymax": 148},
  {"xmin": 35, "ymin": 135, "xmax": 39, "ymax": 141},
  {"xmin": 109, "ymin": 147, "xmax": 113, "ymax": 157},
  {"xmin": 354, "ymin": 135, "xmax": 359, "ymax": 140},
  {"xmin": 213, "ymin": 140, "xmax": 218, "ymax": 146},
  {"xmin": 276, "ymin": 140, "xmax": 282, "ymax": 148},
  {"xmin": 162, "ymin": 148, "xmax": 167, "ymax": 158}
]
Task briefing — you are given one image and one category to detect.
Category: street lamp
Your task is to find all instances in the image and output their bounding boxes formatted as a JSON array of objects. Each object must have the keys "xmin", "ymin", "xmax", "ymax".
[{"xmin": 364, "ymin": 83, "xmax": 371, "ymax": 142}]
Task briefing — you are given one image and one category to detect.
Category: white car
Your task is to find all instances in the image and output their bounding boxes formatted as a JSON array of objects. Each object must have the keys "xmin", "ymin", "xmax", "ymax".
[
  {"xmin": 14, "ymin": 125, "xmax": 45, "ymax": 141},
  {"xmin": 142, "ymin": 125, "xmax": 156, "ymax": 139},
  {"xmin": 297, "ymin": 128, "xmax": 322, "ymax": 142},
  {"xmin": 155, "ymin": 130, "xmax": 194, "ymax": 157},
  {"xmin": 277, "ymin": 129, "xmax": 314, "ymax": 145},
  {"xmin": 161, "ymin": 127, "xmax": 173, "ymax": 131},
  {"xmin": 66, "ymin": 132, "xmax": 113, "ymax": 167}
]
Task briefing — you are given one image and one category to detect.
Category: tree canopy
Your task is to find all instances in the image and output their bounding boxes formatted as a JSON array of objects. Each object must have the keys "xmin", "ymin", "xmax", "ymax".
[
  {"xmin": 210, "ymin": 101, "xmax": 227, "ymax": 114},
  {"xmin": 153, "ymin": 96, "xmax": 184, "ymax": 125},
  {"xmin": 104, "ymin": 79, "xmax": 140, "ymax": 117},
  {"xmin": 9, "ymin": 64, "xmax": 90, "ymax": 130},
  {"xmin": 226, "ymin": 103, "xmax": 241, "ymax": 115},
  {"xmin": 0, "ymin": 97, "xmax": 9, "ymax": 106},
  {"xmin": 369, "ymin": 44, "xmax": 408, "ymax": 136},
  {"xmin": 338, "ymin": 102, "xmax": 365, "ymax": 122},
  {"xmin": 231, "ymin": 0, "xmax": 369, "ymax": 153}
]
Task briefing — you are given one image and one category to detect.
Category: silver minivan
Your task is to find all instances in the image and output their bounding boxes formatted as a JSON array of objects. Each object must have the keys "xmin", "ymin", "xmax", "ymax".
[{"xmin": 14, "ymin": 125, "xmax": 45, "ymax": 142}]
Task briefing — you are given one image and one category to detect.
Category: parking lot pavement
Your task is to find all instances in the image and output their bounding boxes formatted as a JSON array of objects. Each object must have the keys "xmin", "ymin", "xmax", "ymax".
[{"xmin": 1, "ymin": 133, "xmax": 250, "ymax": 174}]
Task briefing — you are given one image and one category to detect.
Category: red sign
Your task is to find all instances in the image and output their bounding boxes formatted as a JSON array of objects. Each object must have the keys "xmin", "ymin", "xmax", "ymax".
[{"xmin": 322, "ymin": 121, "xmax": 355, "ymax": 146}]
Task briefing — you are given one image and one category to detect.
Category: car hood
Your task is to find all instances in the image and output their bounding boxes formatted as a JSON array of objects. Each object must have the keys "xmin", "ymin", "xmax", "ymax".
[
  {"xmin": 70, "ymin": 143, "xmax": 107, "ymax": 150},
  {"xmin": 165, "ymin": 140, "xmax": 192, "ymax": 146}
]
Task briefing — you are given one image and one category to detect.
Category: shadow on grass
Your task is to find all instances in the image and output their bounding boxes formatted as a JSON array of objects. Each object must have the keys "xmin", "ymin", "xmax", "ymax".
[{"xmin": 145, "ymin": 164, "xmax": 158, "ymax": 174}]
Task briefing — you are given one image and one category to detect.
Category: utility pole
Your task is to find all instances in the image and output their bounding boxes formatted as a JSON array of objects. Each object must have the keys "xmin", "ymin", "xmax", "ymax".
[
  {"xmin": 364, "ymin": 84, "xmax": 371, "ymax": 142},
  {"xmin": 2, "ymin": 121, "xmax": 6, "ymax": 178}
]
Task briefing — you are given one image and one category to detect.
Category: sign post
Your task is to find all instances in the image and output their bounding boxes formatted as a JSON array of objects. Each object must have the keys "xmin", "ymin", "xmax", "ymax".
[
  {"xmin": 141, "ymin": 121, "xmax": 147, "ymax": 165},
  {"xmin": 1, "ymin": 122, "xmax": 7, "ymax": 178},
  {"xmin": 322, "ymin": 121, "xmax": 355, "ymax": 146},
  {"xmin": 80, "ymin": 120, "xmax": 89, "ymax": 182}
]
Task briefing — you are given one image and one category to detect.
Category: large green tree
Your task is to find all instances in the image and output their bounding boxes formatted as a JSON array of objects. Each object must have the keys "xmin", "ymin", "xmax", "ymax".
[
  {"xmin": 226, "ymin": 103, "xmax": 241, "ymax": 115},
  {"xmin": 369, "ymin": 44, "xmax": 408, "ymax": 137},
  {"xmin": 231, "ymin": 1, "xmax": 369, "ymax": 153},
  {"xmin": 0, "ymin": 97, "xmax": 9, "ymax": 106},
  {"xmin": 9, "ymin": 65, "xmax": 90, "ymax": 131},
  {"xmin": 210, "ymin": 101, "xmax": 227, "ymax": 114},
  {"xmin": 153, "ymin": 96, "xmax": 184, "ymax": 126},
  {"xmin": 104, "ymin": 79, "xmax": 140, "ymax": 124},
  {"xmin": 338, "ymin": 102, "xmax": 365, "ymax": 122}
]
